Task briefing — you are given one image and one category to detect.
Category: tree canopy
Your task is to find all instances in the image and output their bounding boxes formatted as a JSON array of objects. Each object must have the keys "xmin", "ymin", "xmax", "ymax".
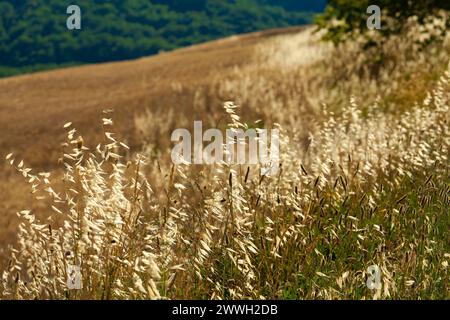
[
  {"xmin": 316, "ymin": 0, "xmax": 450, "ymax": 44},
  {"xmin": 0, "ymin": 0, "xmax": 326, "ymax": 77}
]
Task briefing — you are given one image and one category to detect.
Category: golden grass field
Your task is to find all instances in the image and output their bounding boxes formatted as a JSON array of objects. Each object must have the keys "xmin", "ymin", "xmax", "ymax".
[
  {"xmin": 0, "ymin": 27, "xmax": 305, "ymax": 261},
  {"xmin": 0, "ymin": 23, "xmax": 448, "ymax": 299}
]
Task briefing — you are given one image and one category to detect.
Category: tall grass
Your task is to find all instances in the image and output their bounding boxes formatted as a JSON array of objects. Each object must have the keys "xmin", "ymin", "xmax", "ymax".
[{"xmin": 1, "ymin": 24, "xmax": 449, "ymax": 300}]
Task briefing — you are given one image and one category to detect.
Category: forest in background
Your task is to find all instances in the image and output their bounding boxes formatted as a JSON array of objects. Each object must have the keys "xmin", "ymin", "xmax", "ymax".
[{"xmin": 0, "ymin": 0, "xmax": 326, "ymax": 77}]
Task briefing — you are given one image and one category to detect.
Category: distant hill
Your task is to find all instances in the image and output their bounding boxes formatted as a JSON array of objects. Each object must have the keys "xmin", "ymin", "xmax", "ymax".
[{"xmin": 0, "ymin": 0, "xmax": 326, "ymax": 77}]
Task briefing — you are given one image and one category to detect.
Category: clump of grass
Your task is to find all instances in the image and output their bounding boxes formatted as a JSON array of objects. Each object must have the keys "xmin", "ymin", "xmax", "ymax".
[
  {"xmin": 1, "ymin": 122, "xmax": 162, "ymax": 300},
  {"xmin": 1, "ymin": 62, "xmax": 449, "ymax": 299}
]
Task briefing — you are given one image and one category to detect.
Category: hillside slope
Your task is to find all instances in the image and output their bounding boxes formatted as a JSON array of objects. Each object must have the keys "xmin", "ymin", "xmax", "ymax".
[
  {"xmin": 0, "ymin": 0, "xmax": 325, "ymax": 77},
  {"xmin": 0, "ymin": 26, "xmax": 305, "ymax": 259},
  {"xmin": 0, "ymin": 23, "xmax": 448, "ymax": 299},
  {"xmin": 0, "ymin": 27, "xmax": 304, "ymax": 168}
]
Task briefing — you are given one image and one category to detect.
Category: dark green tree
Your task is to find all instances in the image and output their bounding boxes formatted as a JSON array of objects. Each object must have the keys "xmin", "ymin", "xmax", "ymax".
[{"xmin": 316, "ymin": 0, "xmax": 450, "ymax": 44}]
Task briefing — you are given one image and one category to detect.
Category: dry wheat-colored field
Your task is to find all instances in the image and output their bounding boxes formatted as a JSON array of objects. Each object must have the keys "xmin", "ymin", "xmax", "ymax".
[
  {"xmin": 0, "ymin": 27, "xmax": 304, "ymax": 262},
  {"xmin": 0, "ymin": 24, "xmax": 448, "ymax": 299}
]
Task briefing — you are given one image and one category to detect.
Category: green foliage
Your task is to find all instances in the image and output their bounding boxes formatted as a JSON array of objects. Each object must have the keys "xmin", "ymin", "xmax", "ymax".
[
  {"xmin": 315, "ymin": 1, "xmax": 450, "ymax": 77},
  {"xmin": 316, "ymin": 0, "xmax": 450, "ymax": 44},
  {"xmin": 0, "ymin": 0, "xmax": 325, "ymax": 77}
]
